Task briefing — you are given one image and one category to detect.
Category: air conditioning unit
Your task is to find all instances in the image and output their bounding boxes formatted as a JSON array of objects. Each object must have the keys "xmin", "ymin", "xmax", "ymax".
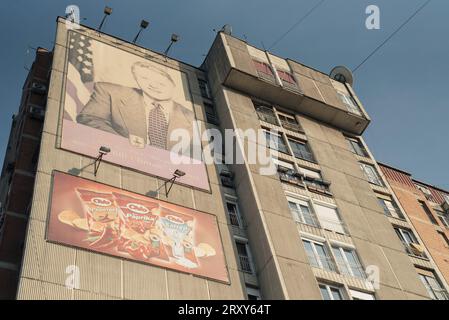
[
  {"xmin": 31, "ymin": 82, "xmax": 47, "ymax": 95},
  {"xmin": 29, "ymin": 105, "xmax": 45, "ymax": 120}
]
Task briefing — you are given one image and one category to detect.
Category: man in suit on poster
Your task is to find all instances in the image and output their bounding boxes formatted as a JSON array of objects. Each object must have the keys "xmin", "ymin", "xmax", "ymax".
[{"xmin": 77, "ymin": 61, "xmax": 196, "ymax": 156}]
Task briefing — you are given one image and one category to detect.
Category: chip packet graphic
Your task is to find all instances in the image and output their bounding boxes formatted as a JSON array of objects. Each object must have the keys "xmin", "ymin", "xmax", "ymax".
[{"xmin": 75, "ymin": 188, "xmax": 118, "ymax": 233}]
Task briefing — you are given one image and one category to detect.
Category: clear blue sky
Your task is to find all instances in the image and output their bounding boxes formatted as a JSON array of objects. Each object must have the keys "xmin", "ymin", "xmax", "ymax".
[{"xmin": 0, "ymin": 0, "xmax": 448, "ymax": 189}]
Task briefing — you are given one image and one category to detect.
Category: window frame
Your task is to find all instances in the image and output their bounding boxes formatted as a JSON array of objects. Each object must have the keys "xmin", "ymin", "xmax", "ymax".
[
  {"xmin": 225, "ymin": 199, "xmax": 243, "ymax": 228},
  {"xmin": 302, "ymin": 238, "xmax": 335, "ymax": 272},
  {"xmin": 263, "ymin": 130, "xmax": 289, "ymax": 154},
  {"xmin": 234, "ymin": 238, "xmax": 255, "ymax": 274},
  {"xmin": 418, "ymin": 272, "xmax": 448, "ymax": 300},
  {"xmin": 287, "ymin": 138, "xmax": 315, "ymax": 162},
  {"xmin": 319, "ymin": 283, "xmax": 345, "ymax": 300},
  {"xmin": 360, "ymin": 163, "xmax": 384, "ymax": 186},
  {"xmin": 287, "ymin": 197, "xmax": 319, "ymax": 228},
  {"xmin": 378, "ymin": 197, "xmax": 404, "ymax": 220},
  {"xmin": 337, "ymin": 91, "xmax": 362, "ymax": 116},
  {"xmin": 331, "ymin": 245, "xmax": 365, "ymax": 279},
  {"xmin": 346, "ymin": 137, "xmax": 368, "ymax": 157}
]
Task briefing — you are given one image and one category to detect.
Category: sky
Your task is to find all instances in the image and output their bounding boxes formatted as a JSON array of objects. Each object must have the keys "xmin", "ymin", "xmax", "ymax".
[{"xmin": 0, "ymin": 0, "xmax": 447, "ymax": 189}]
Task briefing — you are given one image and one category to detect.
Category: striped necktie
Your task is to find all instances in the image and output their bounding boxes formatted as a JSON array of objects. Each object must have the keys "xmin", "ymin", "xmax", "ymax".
[{"xmin": 148, "ymin": 102, "xmax": 168, "ymax": 149}]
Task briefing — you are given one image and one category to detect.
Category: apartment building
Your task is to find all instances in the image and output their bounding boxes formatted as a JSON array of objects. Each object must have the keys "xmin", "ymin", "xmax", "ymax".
[
  {"xmin": 0, "ymin": 16, "xmax": 444, "ymax": 300},
  {"xmin": 0, "ymin": 47, "xmax": 52, "ymax": 299},
  {"xmin": 379, "ymin": 163, "xmax": 449, "ymax": 299}
]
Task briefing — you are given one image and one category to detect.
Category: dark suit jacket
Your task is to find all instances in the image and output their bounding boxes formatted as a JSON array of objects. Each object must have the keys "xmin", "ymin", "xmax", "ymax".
[{"xmin": 77, "ymin": 82, "xmax": 196, "ymax": 155}]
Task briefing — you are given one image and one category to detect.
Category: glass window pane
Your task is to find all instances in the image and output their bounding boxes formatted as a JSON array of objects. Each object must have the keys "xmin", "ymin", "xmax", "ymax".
[
  {"xmin": 332, "ymin": 247, "xmax": 350, "ymax": 275},
  {"xmin": 303, "ymin": 240, "xmax": 319, "ymax": 268},
  {"xmin": 289, "ymin": 139, "xmax": 314, "ymax": 162},
  {"xmin": 315, "ymin": 243, "xmax": 332, "ymax": 271},
  {"xmin": 343, "ymin": 249, "xmax": 364, "ymax": 278},
  {"xmin": 330, "ymin": 287, "xmax": 343, "ymax": 300},
  {"xmin": 319, "ymin": 285, "xmax": 331, "ymax": 300},
  {"xmin": 288, "ymin": 201, "xmax": 301, "ymax": 222},
  {"xmin": 300, "ymin": 204, "xmax": 317, "ymax": 227}
]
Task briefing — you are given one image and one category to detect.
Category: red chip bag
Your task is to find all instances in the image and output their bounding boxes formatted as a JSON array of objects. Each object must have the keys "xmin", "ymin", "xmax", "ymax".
[
  {"xmin": 75, "ymin": 188, "xmax": 118, "ymax": 232},
  {"xmin": 113, "ymin": 192, "xmax": 159, "ymax": 234}
]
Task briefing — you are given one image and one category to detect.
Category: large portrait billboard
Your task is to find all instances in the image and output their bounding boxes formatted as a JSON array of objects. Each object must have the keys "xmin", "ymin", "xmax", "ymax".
[
  {"xmin": 62, "ymin": 30, "xmax": 209, "ymax": 191},
  {"xmin": 47, "ymin": 171, "xmax": 229, "ymax": 283}
]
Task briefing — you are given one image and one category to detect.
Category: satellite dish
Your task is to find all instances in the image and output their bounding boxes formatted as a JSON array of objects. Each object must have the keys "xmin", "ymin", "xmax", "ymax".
[
  {"xmin": 330, "ymin": 66, "xmax": 354, "ymax": 86},
  {"xmin": 221, "ymin": 24, "xmax": 232, "ymax": 35}
]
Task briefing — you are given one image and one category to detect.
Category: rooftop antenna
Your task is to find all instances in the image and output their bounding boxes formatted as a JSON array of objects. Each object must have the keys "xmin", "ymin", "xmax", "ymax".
[
  {"xmin": 97, "ymin": 6, "xmax": 112, "ymax": 31},
  {"xmin": 164, "ymin": 34, "xmax": 180, "ymax": 57},
  {"xmin": 133, "ymin": 20, "xmax": 149, "ymax": 44},
  {"xmin": 221, "ymin": 24, "xmax": 232, "ymax": 35}
]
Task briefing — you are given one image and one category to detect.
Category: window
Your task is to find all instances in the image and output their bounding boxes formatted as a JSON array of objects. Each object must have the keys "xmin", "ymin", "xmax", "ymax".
[
  {"xmin": 438, "ymin": 231, "xmax": 449, "ymax": 247},
  {"xmin": 346, "ymin": 137, "xmax": 368, "ymax": 157},
  {"xmin": 204, "ymin": 102, "xmax": 219, "ymax": 124},
  {"xmin": 349, "ymin": 289, "xmax": 375, "ymax": 300},
  {"xmin": 443, "ymin": 194, "xmax": 449, "ymax": 203},
  {"xmin": 437, "ymin": 211, "xmax": 449, "ymax": 228},
  {"xmin": 277, "ymin": 69, "xmax": 296, "ymax": 84},
  {"xmin": 378, "ymin": 197, "xmax": 404, "ymax": 219},
  {"xmin": 198, "ymin": 79, "xmax": 211, "ymax": 99},
  {"xmin": 277, "ymin": 113, "xmax": 302, "ymax": 132},
  {"xmin": 226, "ymin": 202, "xmax": 242, "ymax": 228},
  {"xmin": 419, "ymin": 201, "xmax": 438, "ymax": 225},
  {"xmin": 337, "ymin": 91, "xmax": 362, "ymax": 116},
  {"xmin": 246, "ymin": 287, "xmax": 261, "ymax": 300},
  {"xmin": 255, "ymin": 104, "xmax": 278, "ymax": 125},
  {"xmin": 302, "ymin": 239, "xmax": 335, "ymax": 271},
  {"xmin": 394, "ymin": 227, "xmax": 418, "ymax": 245},
  {"xmin": 288, "ymin": 139, "xmax": 315, "ymax": 162},
  {"xmin": 235, "ymin": 241, "xmax": 254, "ymax": 274},
  {"xmin": 394, "ymin": 227, "xmax": 426, "ymax": 258},
  {"xmin": 319, "ymin": 283, "xmax": 344, "ymax": 300},
  {"xmin": 418, "ymin": 271, "xmax": 448, "ymax": 300},
  {"xmin": 287, "ymin": 198, "xmax": 319, "ymax": 227},
  {"xmin": 415, "ymin": 184, "xmax": 434, "ymax": 202},
  {"xmin": 314, "ymin": 204, "xmax": 345, "ymax": 234},
  {"xmin": 360, "ymin": 163, "xmax": 384, "ymax": 186},
  {"xmin": 332, "ymin": 246, "xmax": 365, "ymax": 279},
  {"xmin": 264, "ymin": 131, "xmax": 289, "ymax": 154}
]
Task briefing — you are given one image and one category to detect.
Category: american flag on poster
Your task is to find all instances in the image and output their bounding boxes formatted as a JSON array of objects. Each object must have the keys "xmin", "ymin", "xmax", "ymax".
[{"xmin": 64, "ymin": 32, "xmax": 95, "ymax": 122}]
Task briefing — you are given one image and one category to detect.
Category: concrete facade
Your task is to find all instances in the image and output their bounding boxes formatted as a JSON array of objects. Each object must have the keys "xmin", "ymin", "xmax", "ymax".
[{"xmin": 0, "ymin": 17, "xmax": 446, "ymax": 300}]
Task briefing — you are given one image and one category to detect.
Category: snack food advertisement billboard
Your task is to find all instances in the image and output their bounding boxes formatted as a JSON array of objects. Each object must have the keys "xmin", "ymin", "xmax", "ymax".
[
  {"xmin": 61, "ymin": 30, "xmax": 209, "ymax": 191},
  {"xmin": 47, "ymin": 171, "xmax": 229, "ymax": 283}
]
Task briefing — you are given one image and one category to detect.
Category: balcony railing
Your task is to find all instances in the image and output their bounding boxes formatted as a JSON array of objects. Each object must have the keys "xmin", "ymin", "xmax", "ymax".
[
  {"xmin": 239, "ymin": 255, "xmax": 253, "ymax": 274},
  {"xmin": 304, "ymin": 177, "xmax": 332, "ymax": 195},
  {"xmin": 430, "ymin": 287, "xmax": 449, "ymax": 300},
  {"xmin": 312, "ymin": 255, "xmax": 367, "ymax": 280},
  {"xmin": 229, "ymin": 213, "xmax": 241, "ymax": 228},
  {"xmin": 256, "ymin": 107, "xmax": 279, "ymax": 126},
  {"xmin": 404, "ymin": 243, "xmax": 428, "ymax": 259},
  {"xmin": 278, "ymin": 171, "xmax": 304, "ymax": 187}
]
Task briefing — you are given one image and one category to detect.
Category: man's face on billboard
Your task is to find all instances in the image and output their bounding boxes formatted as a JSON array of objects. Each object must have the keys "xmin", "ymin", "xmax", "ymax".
[{"xmin": 133, "ymin": 63, "xmax": 174, "ymax": 101}]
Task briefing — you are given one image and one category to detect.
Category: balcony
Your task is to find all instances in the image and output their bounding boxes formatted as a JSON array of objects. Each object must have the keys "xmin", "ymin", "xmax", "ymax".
[
  {"xmin": 304, "ymin": 176, "xmax": 332, "ymax": 196},
  {"xmin": 212, "ymin": 33, "xmax": 370, "ymax": 135},
  {"xmin": 278, "ymin": 170, "xmax": 304, "ymax": 187}
]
